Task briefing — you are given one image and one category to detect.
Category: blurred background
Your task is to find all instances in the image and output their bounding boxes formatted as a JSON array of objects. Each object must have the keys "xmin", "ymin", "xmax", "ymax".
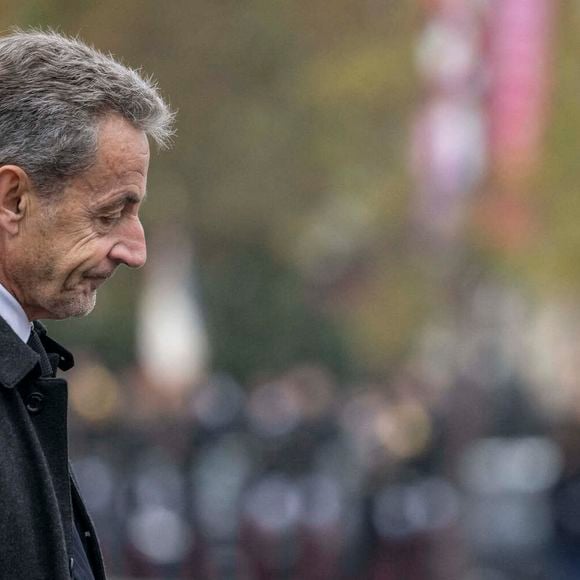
[{"xmin": 2, "ymin": 0, "xmax": 580, "ymax": 578}]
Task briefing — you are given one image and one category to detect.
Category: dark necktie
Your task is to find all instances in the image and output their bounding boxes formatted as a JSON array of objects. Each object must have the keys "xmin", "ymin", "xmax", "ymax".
[{"xmin": 27, "ymin": 327, "xmax": 54, "ymax": 377}]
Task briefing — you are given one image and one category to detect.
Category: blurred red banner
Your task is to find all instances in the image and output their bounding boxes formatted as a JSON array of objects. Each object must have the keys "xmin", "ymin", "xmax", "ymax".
[{"xmin": 487, "ymin": 0, "xmax": 554, "ymax": 187}]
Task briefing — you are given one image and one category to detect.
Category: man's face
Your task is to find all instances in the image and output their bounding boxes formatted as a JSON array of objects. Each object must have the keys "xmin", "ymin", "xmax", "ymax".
[{"xmin": 5, "ymin": 115, "xmax": 150, "ymax": 320}]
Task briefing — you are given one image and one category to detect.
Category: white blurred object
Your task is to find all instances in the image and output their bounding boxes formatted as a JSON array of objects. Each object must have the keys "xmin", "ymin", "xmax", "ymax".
[
  {"xmin": 298, "ymin": 473, "xmax": 344, "ymax": 529},
  {"xmin": 524, "ymin": 300, "xmax": 580, "ymax": 420},
  {"xmin": 193, "ymin": 436, "xmax": 252, "ymax": 539},
  {"xmin": 137, "ymin": 231, "xmax": 209, "ymax": 394},
  {"xmin": 410, "ymin": 0, "xmax": 487, "ymax": 243},
  {"xmin": 128, "ymin": 505, "xmax": 192, "ymax": 564},
  {"xmin": 372, "ymin": 477, "xmax": 460, "ymax": 539},
  {"xmin": 460, "ymin": 436, "xmax": 562, "ymax": 495},
  {"xmin": 416, "ymin": 11, "xmax": 480, "ymax": 88},
  {"xmin": 73, "ymin": 455, "xmax": 115, "ymax": 514},
  {"xmin": 243, "ymin": 474, "xmax": 302, "ymax": 534},
  {"xmin": 191, "ymin": 373, "xmax": 245, "ymax": 430},
  {"xmin": 459, "ymin": 436, "xmax": 560, "ymax": 553},
  {"xmin": 411, "ymin": 96, "xmax": 486, "ymax": 239},
  {"xmin": 247, "ymin": 381, "xmax": 302, "ymax": 438}
]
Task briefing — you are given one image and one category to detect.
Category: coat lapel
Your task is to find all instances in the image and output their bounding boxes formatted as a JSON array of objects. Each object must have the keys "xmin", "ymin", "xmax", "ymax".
[{"xmin": 0, "ymin": 315, "xmax": 38, "ymax": 389}]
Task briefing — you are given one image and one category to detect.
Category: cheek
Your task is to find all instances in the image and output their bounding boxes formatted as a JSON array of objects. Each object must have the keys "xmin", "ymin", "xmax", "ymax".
[{"xmin": 76, "ymin": 240, "xmax": 115, "ymax": 266}]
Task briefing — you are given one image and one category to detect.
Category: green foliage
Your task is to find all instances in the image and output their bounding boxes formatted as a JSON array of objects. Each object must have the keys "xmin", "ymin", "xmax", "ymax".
[
  {"xmin": 1, "ymin": 1, "xmax": 428, "ymax": 378},
  {"xmin": 202, "ymin": 244, "xmax": 352, "ymax": 382}
]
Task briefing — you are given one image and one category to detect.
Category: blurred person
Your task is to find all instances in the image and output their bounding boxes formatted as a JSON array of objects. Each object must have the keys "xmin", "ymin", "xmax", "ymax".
[{"xmin": 0, "ymin": 30, "xmax": 173, "ymax": 579}]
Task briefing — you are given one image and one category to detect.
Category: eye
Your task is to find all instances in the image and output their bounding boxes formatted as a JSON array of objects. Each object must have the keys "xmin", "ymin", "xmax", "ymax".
[{"xmin": 99, "ymin": 212, "xmax": 123, "ymax": 226}]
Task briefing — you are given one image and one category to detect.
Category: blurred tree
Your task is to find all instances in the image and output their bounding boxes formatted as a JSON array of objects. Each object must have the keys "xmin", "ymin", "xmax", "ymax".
[
  {"xmin": 202, "ymin": 243, "xmax": 351, "ymax": 382},
  {"xmin": 1, "ymin": 0, "xmax": 429, "ymax": 378},
  {"xmin": 527, "ymin": 3, "xmax": 580, "ymax": 294}
]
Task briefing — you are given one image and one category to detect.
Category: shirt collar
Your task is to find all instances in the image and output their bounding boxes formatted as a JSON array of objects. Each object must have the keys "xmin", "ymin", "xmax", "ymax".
[{"xmin": 0, "ymin": 282, "xmax": 30, "ymax": 343}]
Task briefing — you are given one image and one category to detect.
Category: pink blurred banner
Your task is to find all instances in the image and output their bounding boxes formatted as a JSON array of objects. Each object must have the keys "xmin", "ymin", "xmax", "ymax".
[{"xmin": 487, "ymin": 0, "xmax": 555, "ymax": 184}]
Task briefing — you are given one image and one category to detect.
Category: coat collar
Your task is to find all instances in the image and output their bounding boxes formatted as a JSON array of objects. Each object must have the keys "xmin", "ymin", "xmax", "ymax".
[
  {"xmin": 33, "ymin": 321, "xmax": 74, "ymax": 373},
  {"xmin": 0, "ymin": 317, "xmax": 74, "ymax": 389}
]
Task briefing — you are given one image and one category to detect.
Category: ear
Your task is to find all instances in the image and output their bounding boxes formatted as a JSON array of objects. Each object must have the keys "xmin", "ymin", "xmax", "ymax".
[{"xmin": 0, "ymin": 165, "xmax": 32, "ymax": 236}]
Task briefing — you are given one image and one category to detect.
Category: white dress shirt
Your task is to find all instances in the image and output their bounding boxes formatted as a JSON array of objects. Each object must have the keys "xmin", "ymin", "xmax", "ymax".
[{"xmin": 0, "ymin": 282, "xmax": 31, "ymax": 343}]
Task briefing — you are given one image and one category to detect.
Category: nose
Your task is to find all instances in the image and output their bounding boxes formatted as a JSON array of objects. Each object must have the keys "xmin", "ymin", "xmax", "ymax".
[{"xmin": 108, "ymin": 218, "xmax": 147, "ymax": 268}]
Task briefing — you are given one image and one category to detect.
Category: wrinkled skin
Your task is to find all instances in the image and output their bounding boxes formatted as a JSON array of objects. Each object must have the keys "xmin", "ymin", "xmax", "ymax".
[{"xmin": 0, "ymin": 115, "xmax": 150, "ymax": 320}]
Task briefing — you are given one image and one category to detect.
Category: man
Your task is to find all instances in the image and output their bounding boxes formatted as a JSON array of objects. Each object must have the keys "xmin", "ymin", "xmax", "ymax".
[{"xmin": 0, "ymin": 30, "xmax": 174, "ymax": 579}]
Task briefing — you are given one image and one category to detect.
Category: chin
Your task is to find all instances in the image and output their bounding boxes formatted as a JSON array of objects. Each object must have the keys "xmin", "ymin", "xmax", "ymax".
[
  {"xmin": 69, "ymin": 295, "xmax": 98, "ymax": 318},
  {"xmin": 45, "ymin": 292, "xmax": 98, "ymax": 319}
]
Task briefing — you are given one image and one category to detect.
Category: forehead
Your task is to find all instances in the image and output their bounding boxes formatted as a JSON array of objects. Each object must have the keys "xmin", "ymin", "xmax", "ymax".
[
  {"xmin": 71, "ymin": 115, "xmax": 150, "ymax": 203},
  {"xmin": 95, "ymin": 115, "xmax": 150, "ymax": 175},
  {"xmin": 97, "ymin": 115, "xmax": 150, "ymax": 156}
]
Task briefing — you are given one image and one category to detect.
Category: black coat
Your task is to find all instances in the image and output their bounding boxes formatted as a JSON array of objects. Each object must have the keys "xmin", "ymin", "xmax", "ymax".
[{"xmin": 0, "ymin": 317, "xmax": 106, "ymax": 579}]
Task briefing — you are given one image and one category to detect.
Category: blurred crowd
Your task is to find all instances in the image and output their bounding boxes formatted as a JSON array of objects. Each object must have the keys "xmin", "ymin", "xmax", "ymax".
[
  {"xmin": 68, "ymin": 351, "xmax": 580, "ymax": 580},
  {"xmin": 1, "ymin": 1, "xmax": 577, "ymax": 578}
]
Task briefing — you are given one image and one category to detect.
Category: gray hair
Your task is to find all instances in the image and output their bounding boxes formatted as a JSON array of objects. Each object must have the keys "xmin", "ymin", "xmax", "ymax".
[{"xmin": 0, "ymin": 29, "xmax": 175, "ymax": 195}]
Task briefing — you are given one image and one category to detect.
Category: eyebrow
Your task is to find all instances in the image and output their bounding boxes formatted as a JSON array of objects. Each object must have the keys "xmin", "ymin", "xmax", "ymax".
[
  {"xmin": 121, "ymin": 192, "xmax": 147, "ymax": 204},
  {"xmin": 98, "ymin": 191, "xmax": 147, "ymax": 210}
]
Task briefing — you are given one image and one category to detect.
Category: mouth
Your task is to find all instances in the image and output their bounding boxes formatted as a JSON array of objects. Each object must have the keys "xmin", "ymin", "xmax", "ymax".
[{"xmin": 82, "ymin": 272, "xmax": 114, "ymax": 289}]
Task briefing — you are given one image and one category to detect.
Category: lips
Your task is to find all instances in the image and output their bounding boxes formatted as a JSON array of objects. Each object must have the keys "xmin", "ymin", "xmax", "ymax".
[
  {"xmin": 83, "ymin": 270, "xmax": 115, "ymax": 281},
  {"xmin": 82, "ymin": 272, "xmax": 114, "ymax": 289}
]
